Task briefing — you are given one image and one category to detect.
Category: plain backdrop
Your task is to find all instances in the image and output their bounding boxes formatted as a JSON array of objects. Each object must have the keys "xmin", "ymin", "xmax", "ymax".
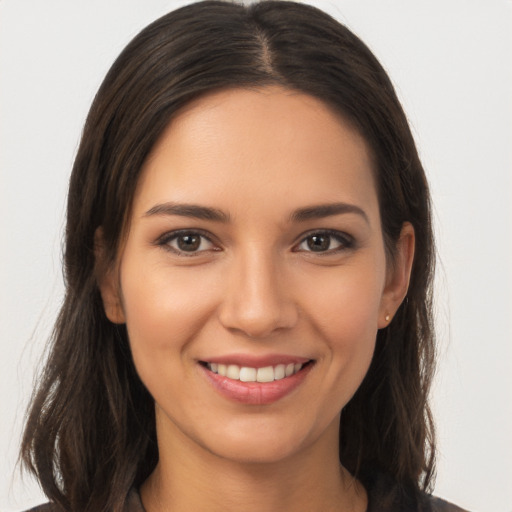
[{"xmin": 1, "ymin": 1, "xmax": 511, "ymax": 511}]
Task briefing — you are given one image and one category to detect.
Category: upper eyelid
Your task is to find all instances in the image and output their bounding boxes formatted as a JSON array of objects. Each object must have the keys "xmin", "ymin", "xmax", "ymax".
[
  {"xmin": 294, "ymin": 229, "xmax": 353, "ymax": 244},
  {"xmin": 155, "ymin": 228, "xmax": 353, "ymax": 250},
  {"xmin": 157, "ymin": 228, "xmax": 216, "ymax": 244},
  {"xmin": 155, "ymin": 229, "xmax": 221, "ymax": 256},
  {"xmin": 293, "ymin": 230, "xmax": 355, "ymax": 253}
]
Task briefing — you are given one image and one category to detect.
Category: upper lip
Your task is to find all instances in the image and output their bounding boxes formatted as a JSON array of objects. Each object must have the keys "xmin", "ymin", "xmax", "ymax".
[{"xmin": 199, "ymin": 354, "xmax": 312, "ymax": 368}]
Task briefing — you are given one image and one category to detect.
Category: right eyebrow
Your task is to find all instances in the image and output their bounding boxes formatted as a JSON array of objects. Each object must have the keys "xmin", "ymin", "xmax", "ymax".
[{"xmin": 143, "ymin": 202, "xmax": 230, "ymax": 222}]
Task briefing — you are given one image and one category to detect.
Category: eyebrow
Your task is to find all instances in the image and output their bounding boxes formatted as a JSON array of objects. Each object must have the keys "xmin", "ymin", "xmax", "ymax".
[
  {"xmin": 144, "ymin": 201, "xmax": 368, "ymax": 225},
  {"xmin": 290, "ymin": 202, "xmax": 369, "ymax": 224},
  {"xmin": 144, "ymin": 202, "xmax": 230, "ymax": 222}
]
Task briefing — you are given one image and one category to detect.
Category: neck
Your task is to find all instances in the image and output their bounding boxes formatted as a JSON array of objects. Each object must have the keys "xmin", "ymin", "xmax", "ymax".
[{"xmin": 140, "ymin": 414, "xmax": 367, "ymax": 512}]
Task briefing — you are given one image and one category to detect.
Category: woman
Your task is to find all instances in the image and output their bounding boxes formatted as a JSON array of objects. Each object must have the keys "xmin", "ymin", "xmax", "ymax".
[{"xmin": 21, "ymin": 1, "xmax": 467, "ymax": 511}]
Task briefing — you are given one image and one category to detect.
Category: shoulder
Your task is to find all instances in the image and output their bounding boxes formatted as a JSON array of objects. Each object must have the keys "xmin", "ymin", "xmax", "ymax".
[
  {"xmin": 21, "ymin": 505, "xmax": 59, "ymax": 512},
  {"xmin": 21, "ymin": 486, "xmax": 467, "ymax": 512},
  {"xmin": 364, "ymin": 470, "xmax": 469, "ymax": 512},
  {"xmin": 428, "ymin": 495, "xmax": 469, "ymax": 512},
  {"xmin": 124, "ymin": 488, "xmax": 145, "ymax": 511},
  {"xmin": 20, "ymin": 489, "xmax": 145, "ymax": 512}
]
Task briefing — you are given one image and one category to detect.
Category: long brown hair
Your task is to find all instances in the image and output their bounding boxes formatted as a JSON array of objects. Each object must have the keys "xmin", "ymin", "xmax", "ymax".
[{"xmin": 21, "ymin": 2, "xmax": 436, "ymax": 511}]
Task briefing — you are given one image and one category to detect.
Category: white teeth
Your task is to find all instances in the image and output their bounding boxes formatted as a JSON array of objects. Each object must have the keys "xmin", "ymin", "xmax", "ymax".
[
  {"xmin": 274, "ymin": 364, "xmax": 285, "ymax": 380},
  {"xmin": 256, "ymin": 366, "xmax": 274, "ymax": 383},
  {"xmin": 239, "ymin": 367, "xmax": 257, "ymax": 382},
  {"xmin": 226, "ymin": 364, "xmax": 240, "ymax": 380},
  {"xmin": 206, "ymin": 362, "xmax": 306, "ymax": 382}
]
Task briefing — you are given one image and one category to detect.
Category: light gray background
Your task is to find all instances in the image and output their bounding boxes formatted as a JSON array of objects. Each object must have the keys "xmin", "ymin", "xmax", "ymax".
[{"xmin": 1, "ymin": 1, "xmax": 511, "ymax": 511}]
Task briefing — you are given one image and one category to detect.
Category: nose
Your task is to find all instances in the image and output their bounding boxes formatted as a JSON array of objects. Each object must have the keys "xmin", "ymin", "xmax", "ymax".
[{"xmin": 217, "ymin": 249, "xmax": 298, "ymax": 339}]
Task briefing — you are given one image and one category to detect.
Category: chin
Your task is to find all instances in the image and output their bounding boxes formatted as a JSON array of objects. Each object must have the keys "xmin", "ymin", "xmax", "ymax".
[
  {"xmin": 203, "ymin": 433, "xmax": 308, "ymax": 465},
  {"xmin": 190, "ymin": 412, "xmax": 339, "ymax": 466}
]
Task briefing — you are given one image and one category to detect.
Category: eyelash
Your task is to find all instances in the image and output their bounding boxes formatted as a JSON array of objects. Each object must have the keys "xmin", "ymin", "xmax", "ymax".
[
  {"xmin": 156, "ymin": 229, "xmax": 219, "ymax": 257},
  {"xmin": 294, "ymin": 229, "xmax": 355, "ymax": 255},
  {"xmin": 156, "ymin": 229, "xmax": 355, "ymax": 256}
]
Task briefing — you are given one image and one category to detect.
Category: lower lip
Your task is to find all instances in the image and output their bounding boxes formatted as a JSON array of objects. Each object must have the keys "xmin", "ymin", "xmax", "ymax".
[{"xmin": 200, "ymin": 363, "xmax": 313, "ymax": 405}]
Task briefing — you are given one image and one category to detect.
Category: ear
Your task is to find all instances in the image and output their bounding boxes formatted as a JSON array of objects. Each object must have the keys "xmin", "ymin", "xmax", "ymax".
[
  {"xmin": 378, "ymin": 222, "xmax": 415, "ymax": 328},
  {"xmin": 94, "ymin": 228, "xmax": 126, "ymax": 324}
]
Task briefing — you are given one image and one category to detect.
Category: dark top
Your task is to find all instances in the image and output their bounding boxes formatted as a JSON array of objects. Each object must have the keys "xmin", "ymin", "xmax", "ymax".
[{"xmin": 23, "ymin": 473, "xmax": 469, "ymax": 512}]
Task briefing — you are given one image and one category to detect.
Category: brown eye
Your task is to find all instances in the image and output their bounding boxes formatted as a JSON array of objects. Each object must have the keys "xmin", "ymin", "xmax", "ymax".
[
  {"xmin": 306, "ymin": 234, "xmax": 331, "ymax": 252},
  {"xmin": 161, "ymin": 231, "xmax": 216, "ymax": 254},
  {"xmin": 297, "ymin": 231, "xmax": 353, "ymax": 254},
  {"xmin": 177, "ymin": 234, "xmax": 201, "ymax": 251}
]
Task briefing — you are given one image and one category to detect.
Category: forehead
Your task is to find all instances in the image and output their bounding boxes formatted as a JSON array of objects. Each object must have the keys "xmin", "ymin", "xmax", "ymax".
[{"xmin": 134, "ymin": 86, "xmax": 379, "ymax": 222}]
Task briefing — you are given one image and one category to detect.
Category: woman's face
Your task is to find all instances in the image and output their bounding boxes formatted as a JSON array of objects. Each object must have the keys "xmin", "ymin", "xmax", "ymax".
[{"xmin": 100, "ymin": 86, "xmax": 413, "ymax": 464}]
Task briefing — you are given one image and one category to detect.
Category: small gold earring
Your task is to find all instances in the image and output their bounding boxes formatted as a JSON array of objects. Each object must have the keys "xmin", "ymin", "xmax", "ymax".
[{"xmin": 385, "ymin": 314, "xmax": 391, "ymax": 322}]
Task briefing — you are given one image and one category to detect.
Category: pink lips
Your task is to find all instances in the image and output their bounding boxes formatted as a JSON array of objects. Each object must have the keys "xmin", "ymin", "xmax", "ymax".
[{"xmin": 199, "ymin": 354, "xmax": 313, "ymax": 405}]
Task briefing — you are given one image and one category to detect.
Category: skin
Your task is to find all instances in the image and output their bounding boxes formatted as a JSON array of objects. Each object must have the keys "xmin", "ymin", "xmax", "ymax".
[{"xmin": 99, "ymin": 86, "xmax": 414, "ymax": 512}]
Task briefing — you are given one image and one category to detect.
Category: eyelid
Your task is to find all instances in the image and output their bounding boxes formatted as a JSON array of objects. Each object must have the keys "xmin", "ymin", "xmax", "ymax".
[
  {"xmin": 293, "ymin": 229, "xmax": 355, "ymax": 254},
  {"xmin": 154, "ymin": 228, "xmax": 354, "ymax": 256},
  {"xmin": 155, "ymin": 229, "xmax": 220, "ymax": 255}
]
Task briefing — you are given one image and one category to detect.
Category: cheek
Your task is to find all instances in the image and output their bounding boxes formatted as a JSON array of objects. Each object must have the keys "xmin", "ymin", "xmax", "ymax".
[
  {"xmin": 118, "ymin": 256, "xmax": 221, "ymax": 372},
  {"xmin": 118, "ymin": 260, "xmax": 225, "ymax": 430},
  {"xmin": 305, "ymin": 261, "xmax": 384, "ymax": 340},
  {"xmin": 300, "ymin": 263, "xmax": 384, "ymax": 400}
]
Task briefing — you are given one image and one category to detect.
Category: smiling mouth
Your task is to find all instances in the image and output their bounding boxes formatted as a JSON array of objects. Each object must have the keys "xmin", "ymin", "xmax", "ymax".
[{"xmin": 201, "ymin": 361, "xmax": 313, "ymax": 383}]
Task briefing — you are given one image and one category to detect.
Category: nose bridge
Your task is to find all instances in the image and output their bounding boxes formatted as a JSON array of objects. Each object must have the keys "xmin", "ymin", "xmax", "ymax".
[{"xmin": 218, "ymin": 244, "xmax": 297, "ymax": 338}]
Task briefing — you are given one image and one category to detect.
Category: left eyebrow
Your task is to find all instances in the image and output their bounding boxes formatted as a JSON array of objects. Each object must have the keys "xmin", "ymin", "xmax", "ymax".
[{"xmin": 289, "ymin": 202, "xmax": 370, "ymax": 225}]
